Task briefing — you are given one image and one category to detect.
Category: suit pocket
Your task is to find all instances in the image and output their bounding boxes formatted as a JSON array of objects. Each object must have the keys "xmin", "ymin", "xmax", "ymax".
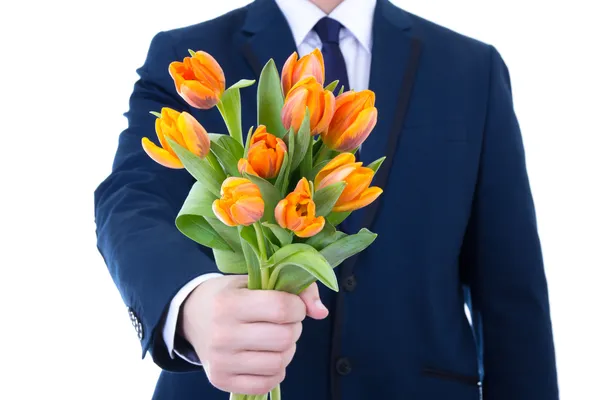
[{"xmin": 421, "ymin": 367, "xmax": 480, "ymax": 387}]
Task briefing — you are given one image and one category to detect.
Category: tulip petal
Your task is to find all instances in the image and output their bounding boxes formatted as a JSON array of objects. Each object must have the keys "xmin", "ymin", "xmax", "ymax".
[
  {"xmin": 294, "ymin": 178, "xmax": 312, "ymax": 197},
  {"xmin": 314, "ymin": 153, "xmax": 357, "ymax": 189},
  {"xmin": 295, "ymin": 216, "xmax": 325, "ymax": 238},
  {"xmin": 191, "ymin": 51, "xmax": 226, "ymax": 95},
  {"xmin": 334, "ymin": 107, "xmax": 378, "ymax": 152},
  {"xmin": 275, "ymin": 198, "xmax": 289, "ymax": 229},
  {"xmin": 281, "ymin": 52, "xmax": 298, "ymax": 97},
  {"xmin": 142, "ymin": 137, "xmax": 184, "ymax": 169},
  {"xmin": 212, "ymin": 199, "xmax": 236, "ymax": 226},
  {"xmin": 168, "ymin": 61, "xmax": 188, "ymax": 91},
  {"xmin": 180, "ymin": 81, "xmax": 219, "ymax": 109},
  {"xmin": 238, "ymin": 158, "xmax": 258, "ymax": 176},
  {"xmin": 230, "ymin": 196, "xmax": 265, "ymax": 225},
  {"xmin": 333, "ymin": 186, "xmax": 383, "ymax": 212},
  {"xmin": 178, "ymin": 112, "xmax": 210, "ymax": 158},
  {"xmin": 313, "ymin": 89, "xmax": 335, "ymax": 135},
  {"xmin": 282, "ymin": 86, "xmax": 308, "ymax": 132},
  {"xmin": 337, "ymin": 167, "xmax": 375, "ymax": 205}
]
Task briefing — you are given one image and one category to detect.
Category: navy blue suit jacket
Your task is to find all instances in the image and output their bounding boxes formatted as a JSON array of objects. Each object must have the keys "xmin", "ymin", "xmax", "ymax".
[{"xmin": 94, "ymin": 0, "xmax": 559, "ymax": 399}]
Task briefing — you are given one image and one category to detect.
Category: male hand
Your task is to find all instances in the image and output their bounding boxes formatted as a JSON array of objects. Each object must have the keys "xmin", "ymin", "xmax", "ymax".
[{"xmin": 180, "ymin": 275, "xmax": 328, "ymax": 395}]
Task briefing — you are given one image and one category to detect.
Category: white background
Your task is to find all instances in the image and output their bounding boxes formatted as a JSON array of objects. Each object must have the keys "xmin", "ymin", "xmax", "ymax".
[{"xmin": 1, "ymin": 0, "xmax": 598, "ymax": 399}]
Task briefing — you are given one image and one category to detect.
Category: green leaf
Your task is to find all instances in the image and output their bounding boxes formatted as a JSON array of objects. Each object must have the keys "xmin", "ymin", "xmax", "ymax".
[
  {"xmin": 175, "ymin": 214, "xmax": 233, "ymax": 251},
  {"xmin": 309, "ymin": 159, "xmax": 329, "ymax": 182},
  {"xmin": 244, "ymin": 126, "xmax": 254, "ymax": 158},
  {"xmin": 290, "ymin": 109, "xmax": 311, "ymax": 171},
  {"xmin": 320, "ymin": 228, "xmax": 378, "ymax": 268},
  {"xmin": 188, "ymin": 49, "xmax": 196, "ymax": 57},
  {"xmin": 213, "ymin": 249, "xmax": 247, "ymax": 274},
  {"xmin": 217, "ymin": 87, "xmax": 243, "ymax": 144},
  {"xmin": 304, "ymin": 222, "xmax": 346, "ymax": 251},
  {"xmin": 314, "ymin": 181, "xmax": 346, "ymax": 217},
  {"xmin": 178, "ymin": 181, "xmax": 217, "ymax": 218},
  {"xmin": 257, "ymin": 59, "xmax": 286, "ymax": 138},
  {"xmin": 273, "ymin": 229, "xmax": 377, "ymax": 294},
  {"xmin": 167, "ymin": 138, "xmax": 223, "ymax": 197},
  {"xmin": 229, "ymin": 79, "xmax": 256, "ymax": 90},
  {"xmin": 149, "ymin": 111, "xmax": 162, "ymax": 118},
  {"xmin": 244, "ymin": 173, "xmax": 283, "ymax": 224},
  {"xmin": 366, "ymin": 156, "xmax": 386, "ymax": 174},
  {"xmin": 239, "ymin": 227, "xmax": 262, "ymax": 290},
  {"xmin": 262, "ymin": 222, "xmax": 293, "ymax": 247},
  {"xmin": 338, "ymin": 85, "xmax": 345, "ymax": 95},
  {"xmin": 205, "ymin": 216, "xmax": 242, "ymax": 252},
  {"xmin": 324, "ymin": 80, "xmax": 339, "ymax": 93},
  {"xmin": 209, "ymin": 134, "xmax": 244, "ymax": 177},
  {"xmin": 239, "ymin": 225, "xmax": 260, "ymax": 260},
  {"xmin": 299, "ymin": 133, "xmax": 314, "ymax": 180},
  {"xmin": 326, "ymin": 211, "xmax": 351, "ymax": 227},
  {"xmin": 274, "ymin": 151, "xmax": 290, "ymax": 195},
  {"xmin": 266, "ymin": 244, "xmax": 338, "ymax": 292}
]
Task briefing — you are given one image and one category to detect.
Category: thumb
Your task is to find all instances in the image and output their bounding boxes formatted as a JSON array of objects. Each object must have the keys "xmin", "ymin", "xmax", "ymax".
[{"xmin": 299, "ymin": 282, "xmax": 328, "ymax": 320}]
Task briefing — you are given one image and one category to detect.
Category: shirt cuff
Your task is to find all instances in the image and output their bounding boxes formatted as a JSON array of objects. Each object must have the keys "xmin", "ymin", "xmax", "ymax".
[{"xmin": 162, "ymin": 273, "xmax": 223, "ymax": 364}]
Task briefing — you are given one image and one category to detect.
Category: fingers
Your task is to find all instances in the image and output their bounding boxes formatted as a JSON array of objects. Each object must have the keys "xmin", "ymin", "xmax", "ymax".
[
  {"xmin": 234, "ymin": 290, "xmax": 307, "ymax": 324},
  {"xmin": 210, "ymin": 371, "xmax": 286, "ymax": 396},
  {"xmin": 215, "ymin": 345, "xmax": 296, "ymax": 376},
  {"xmin": 229, "ymin": 322, "xmax": 302, "ymax": 352},
  {"xmin": 298, "ymin": 282, "xmax": 329, "ymax": 320}
]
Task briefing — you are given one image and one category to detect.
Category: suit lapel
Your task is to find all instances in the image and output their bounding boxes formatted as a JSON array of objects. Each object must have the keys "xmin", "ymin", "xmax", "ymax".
[
  {"xmin": 362, "ymin": 0, "xmax": 416, "ymax": 165},
  {"xmin": 241, "ymin": 0, "xmax": 297, "ymax": 78},
  {"xmin": 345, "ymin": 0, "xmax": 423, "ymax": 240}
]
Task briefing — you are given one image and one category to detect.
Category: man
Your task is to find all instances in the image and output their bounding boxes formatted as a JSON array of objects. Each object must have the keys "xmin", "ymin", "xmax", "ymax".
[{"xmin": 94, "ymin": 0, "xmax": 559, "ymax": 399}]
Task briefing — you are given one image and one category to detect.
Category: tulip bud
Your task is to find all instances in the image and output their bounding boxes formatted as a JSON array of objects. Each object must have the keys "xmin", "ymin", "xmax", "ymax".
[
  {"xmin": 212, "ymin": 177, "xmax": 265, "ymax": 226},
  {"xmin": 322, "ymin": 90, "xmax": 378, "ymax": 152},
  {"xmin": 237, "ymin": 126, "xmax": 287, "ymax": 179},
  {"xmin": 142, "ymin": 108, "xmax": 210, "ymax": 169},
  {"xmin": 281, "ymin": 49, "xmax": 325, "ymax": 97},
  {"xmin": 275, "ymin": 178, "xmax": 325, "ymax": 238},
  {"xmin": 315, "ymin": 153, "xmax": 383, "ymax": 212},
  {"xmin": 169, "ymin": 51, "xmax": 226, "ymax": 109},
  {"xmin": 281, "ymin": 77, "xmax": 335, "ymax": 135}
]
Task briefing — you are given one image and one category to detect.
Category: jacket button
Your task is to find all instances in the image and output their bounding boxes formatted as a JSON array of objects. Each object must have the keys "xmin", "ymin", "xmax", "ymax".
[
  {"xmin": 128, "ymin": 307, "xmax": 144, "ymax": 341},
  {"xmin": 342, "ymin": 275, "xmax": 356, "ymax": 292},
  {"xmin": 336, "ymin": 357, "xmax": 352, "ymax": 375}
]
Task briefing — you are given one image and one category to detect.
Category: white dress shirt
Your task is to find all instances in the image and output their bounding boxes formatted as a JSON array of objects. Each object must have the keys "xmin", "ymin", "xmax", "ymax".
[{"xmin": 163, "ymin": 0, "xmax": 377, "ymax": 365}]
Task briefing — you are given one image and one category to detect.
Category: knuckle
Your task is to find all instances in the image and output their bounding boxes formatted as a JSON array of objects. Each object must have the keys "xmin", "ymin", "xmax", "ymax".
[
  {"xmin": 283, "ymin": 343, "xmax": 297, "ymax": 367},
  {"xmin": 211, "ymin": 328, "xmax": 231, "ymax": 349},
  {"xmin": 208, "ymin": 371, "xmax": 230, "ymax": 391},
  {"xmin": 281, "ymin": 326, "xmax": 296, "ymax": 348},
  {"xmin": 271, "ymin": 298, "xmax": 290, "ymax": 323},
  {"xmin": 275, "ymin": 369, "xmax": 286, "ymax": 385}
]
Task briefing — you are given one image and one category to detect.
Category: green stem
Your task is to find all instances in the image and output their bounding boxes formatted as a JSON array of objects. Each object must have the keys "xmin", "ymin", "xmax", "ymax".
[
  {"xmin": 314, "ymin": 143, "xmax": 331, "ymax": 166},
  {"xmin": 253, "ymin": 223, "xmax": 270, "ymax": 289},
  {"xmin": 270, "ymin": 384, "xmax": 281, "ymax": 400}
]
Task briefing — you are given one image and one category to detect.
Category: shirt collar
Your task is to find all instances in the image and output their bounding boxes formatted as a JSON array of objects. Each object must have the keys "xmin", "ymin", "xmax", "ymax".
[{"xmin": 274, "ymin": 0, "xmax": 376, "ymax": 52}]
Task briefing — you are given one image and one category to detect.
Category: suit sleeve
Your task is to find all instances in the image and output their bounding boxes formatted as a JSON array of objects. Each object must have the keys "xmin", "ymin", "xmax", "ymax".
[
  {"xmin": 94, "ymin": 32, "xmax": 217, "ymax": 372},
  {"xmin": 460, "ymin": 47, "xmax": 559, "ymax": 399}
]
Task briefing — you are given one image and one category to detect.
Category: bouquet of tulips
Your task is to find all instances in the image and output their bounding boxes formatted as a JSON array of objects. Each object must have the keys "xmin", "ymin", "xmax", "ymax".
[{"xmin": 142, "ymin": 49, "xmax": 384, "ymax": 400}]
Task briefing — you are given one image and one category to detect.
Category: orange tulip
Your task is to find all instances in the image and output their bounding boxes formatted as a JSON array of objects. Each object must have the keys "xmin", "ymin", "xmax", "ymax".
[
  {"xmin": 281, "ymin": 49, "xmax": 325, "ymax": 97},
  {"xmin": 315, "ymin": 153, "xmax": 383, "ymax": 212},
  {"xmin": 169, "ymin": 51, "xmax": 226, "ymax": 109},
  {"xmin": 142, "ymin": 107, "xmax": 210, "ymax": 169},
  {"xmin": 321, "ymin": 90, "xmax": 378, "ymax": 152},
  {"xmin": 281, "ymin": 77, "xmax": 335, "ymax": 136},
  {"xmin": 212, "ymin": 177, "xmax": 265, "ymax": 226},
  {"xmin": 237, "ymin": 126, "xmax": 287, "ymax": 179},
  {"xmin": 275, "ymin": 178, "xmax": 325, "ymax": 238}
]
